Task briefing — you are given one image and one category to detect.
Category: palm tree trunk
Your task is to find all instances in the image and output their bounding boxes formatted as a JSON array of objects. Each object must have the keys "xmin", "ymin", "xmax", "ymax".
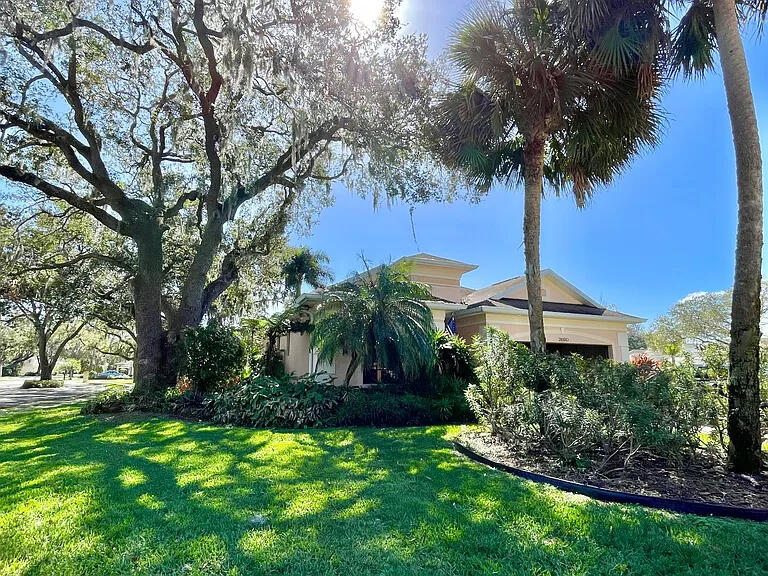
[
  {"xmin": 523, "ymin": 138, "xmax": 547, "ymax": 355},
  {"xmin": 713, "ymin": 0, "xmax": 764, "ymax": 473},
  {"xmin": 344, "ymin": 351, "xmax": 359, "ymax": 386},
  {"xmin": 295, "ymin": 272, "xmax": 304, "ymax": 299}
]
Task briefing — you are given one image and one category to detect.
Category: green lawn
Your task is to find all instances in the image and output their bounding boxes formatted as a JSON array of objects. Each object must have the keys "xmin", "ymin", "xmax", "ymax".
[{"xmin": 0, "ymin": 408, "xmax": 766, "ymax": 576}]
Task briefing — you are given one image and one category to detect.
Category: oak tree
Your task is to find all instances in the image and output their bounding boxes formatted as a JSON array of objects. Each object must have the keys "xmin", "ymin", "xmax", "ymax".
[{"xmin": 0, "ymin": 0, "xmax": 441, "ymax": 390}]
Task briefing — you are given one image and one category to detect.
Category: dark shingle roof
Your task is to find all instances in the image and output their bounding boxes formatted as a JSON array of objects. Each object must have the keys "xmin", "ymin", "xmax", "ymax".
[{"xmin": 469, "ymin": 297, "xmax": 608, "ymax": 316}]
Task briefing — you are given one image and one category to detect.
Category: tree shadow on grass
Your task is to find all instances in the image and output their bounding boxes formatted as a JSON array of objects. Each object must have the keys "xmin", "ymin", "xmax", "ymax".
[{"xmin": 1, "ymin": 407, "xmax": 767, "ymax": 575}]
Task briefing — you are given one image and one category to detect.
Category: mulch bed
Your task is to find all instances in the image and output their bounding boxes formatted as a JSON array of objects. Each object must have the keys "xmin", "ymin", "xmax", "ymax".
[{"xmin": 459, "ymin": 431, "xmax": 768, "ymax": 509}]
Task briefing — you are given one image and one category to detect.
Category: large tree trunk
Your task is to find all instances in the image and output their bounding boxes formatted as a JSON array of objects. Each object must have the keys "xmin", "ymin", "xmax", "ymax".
[
  {"xmin": 174, "ymin": 213, "xmax": 224, "ymax": 332},
  {"xmin": 713, "ymin": 0, "xmax": 764, "ymax": 473},
  {"xmin": 37, "ymin": 334, "xmax": 52, "ymax": 381},
  {"xmin": 523, "ymin": 138, "xmax": 547, "ymax": 356},
  {"xmin": 133, "ymin": 226, "xmax": 172, "ymax": 393}
]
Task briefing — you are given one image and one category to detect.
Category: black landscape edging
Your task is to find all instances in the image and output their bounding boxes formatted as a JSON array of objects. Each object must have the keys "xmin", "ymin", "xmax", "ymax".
[{"xmin": 453, "ymin": 441, "xmax": 768, "ymax": 522}]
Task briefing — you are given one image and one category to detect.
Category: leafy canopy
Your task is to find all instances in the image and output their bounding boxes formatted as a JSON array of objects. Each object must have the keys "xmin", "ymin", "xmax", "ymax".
[{"xmin": 0, "ymin": 0, "xmax": 446, "ymax": 333}]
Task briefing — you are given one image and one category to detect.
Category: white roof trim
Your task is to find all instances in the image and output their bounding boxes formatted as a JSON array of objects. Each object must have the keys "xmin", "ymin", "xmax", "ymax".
[
  {"xmin": 293, "ymin": 292, "xmax": 323, "ymax": 306},
  {"xmin": 425, "ymin": 300, "xmax": 467, "ymax": 311},
  {"xmin": 395, "ymin": 253, "xmax": 478, "ymax": 273}
]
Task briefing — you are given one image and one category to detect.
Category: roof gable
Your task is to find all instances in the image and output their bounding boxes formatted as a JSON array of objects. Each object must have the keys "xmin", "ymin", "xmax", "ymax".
[{"xmin": 466, "ymin": 270, "xmax": 601, "ymax": 307}]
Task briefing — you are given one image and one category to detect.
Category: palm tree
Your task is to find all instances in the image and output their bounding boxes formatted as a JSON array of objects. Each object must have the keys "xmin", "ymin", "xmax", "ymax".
[
  {"xmin": 311, "ymin": 263, "xmax": 435, "ymax": 385},
  {"xmin": 434, "ymin": 0, "xmax": 665, "ymax": 354},
  {"xmin": 281, "ymin": 247, "xmax": 334, "ymax": 300},
  {"xmin": 661, "ymin": 0, "xmax": 766, "ymax": 472}
]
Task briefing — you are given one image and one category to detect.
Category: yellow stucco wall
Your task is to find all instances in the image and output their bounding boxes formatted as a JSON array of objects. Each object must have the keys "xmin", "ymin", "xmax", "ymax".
[
  {"xmin": 500, "ymin": 276, "xmax": 583, "ymax": 304},
  {"xmin": 408, "ymin": 263, "xmax": 473, "ymax": 303},
  {"xmin": 280, "ymin": 331, "xmax": 310, "ymax": 376},
  {"xmin": 456, "ymin": 310, "xmax": 631, "ymax": 361},
  {"xmin": 280, "ymin": 331, "xmax": 363, "ymax": 385}
]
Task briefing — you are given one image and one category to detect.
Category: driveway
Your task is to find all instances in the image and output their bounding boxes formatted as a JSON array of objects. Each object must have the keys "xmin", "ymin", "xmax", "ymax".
[{"xmin": 0, "ymin": 377, "xmax": 132, "ymax": 410}]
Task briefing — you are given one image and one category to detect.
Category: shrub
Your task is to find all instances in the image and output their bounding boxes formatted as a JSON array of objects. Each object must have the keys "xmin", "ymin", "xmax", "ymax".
[
  {"xmin": 81, "ymin": 387, "xmax": 211, "ymax": 418},
  {"xmin": 20, "ymin": 379, "xmax": 63, "ymax": 389},
  {"xmin": 81, "ymin": 371, "xmax": 474, "ymax": 427},
  {"xmin": 1, "ymin": 363, "xmax": 21, "ymax": 377},
  {"xmin": 178, "ymin": 323, "xmax": 245, "ymax": 393},
  {"xmin": 534, "ymin": 389, "xmax": 600, "ymax": 466},
  {"xmin": 630, "ymin": 353, "xmax": 660, "ymax": 379},
  {"xmin": 81, "ymin": 389, "xmax": 129, "ymax": 413},
  {"xmin": 205, "ymin": 373, "xmax": 344, "ymax": 428},
  {"xmin": 466, "ymin": 328, "xmax": 530, "ymax": 436},
  {"xmin": 330, "ymin": 385, "xmax": 473, "ymax": 427},
  {"xmin": 431, "ymin": 331, "xmax": 476, "ymax": 383},
  {"xmin": 467, "ymin": 327, "xmax": 714, "ymax": 468},
  {"xmin": 332, "ymin": 390, "xmax": 430, "ymax": 427}
]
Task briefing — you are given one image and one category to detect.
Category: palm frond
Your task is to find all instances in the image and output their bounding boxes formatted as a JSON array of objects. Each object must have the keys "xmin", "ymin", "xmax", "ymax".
[
  {"xmin": 671, "ymin": 0, "xmax": 717, "ymax": 78},
  {"xmin": 311, "ymin": 264, "xmax": 434, "ymax": 379}
]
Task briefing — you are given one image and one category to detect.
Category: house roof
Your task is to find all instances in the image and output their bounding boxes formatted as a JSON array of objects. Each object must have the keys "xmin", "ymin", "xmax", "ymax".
[
  {"xmin": 294, "ymin": 255, "xmax": 643, "ymax": 323},
  {"xmin": 462, "ymin": 298, "xmax": 644, "ymax": 323},
  {"xmin": 464, "ymin": 270, "xmax": 602, "ymax": 307},
  {"xmin": 470, "ymin": 298, "xmax": 607, "ymax": 316}
]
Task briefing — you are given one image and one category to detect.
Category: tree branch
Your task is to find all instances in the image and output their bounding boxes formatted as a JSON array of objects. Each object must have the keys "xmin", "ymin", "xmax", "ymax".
[
  {"xmin": 224, "ymin": 116, "xmax": 353, "ymax": 217},
  {"xmin": 0, "ymin": 166, "xmax": 124, "ymax": 234},
  {"xmin": 18, "ymin": 18, "xmax": 153, "ymax": 54},
  {"xmin": 51, "ymin": 321, "xmax": 88, "ymax": 367},
  {"xmin": 20, "ymin": 252, "xmax": 134, "ymax": 274},
  {"xmin": 201, "ymin": 189, "xmax": 296, "ymax": 317}
]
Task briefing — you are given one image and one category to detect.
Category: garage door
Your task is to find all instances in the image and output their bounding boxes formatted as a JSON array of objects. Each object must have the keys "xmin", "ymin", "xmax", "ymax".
[{"xmin": 545, "ymin": 343, "xmax": 611, "ymax": 359}]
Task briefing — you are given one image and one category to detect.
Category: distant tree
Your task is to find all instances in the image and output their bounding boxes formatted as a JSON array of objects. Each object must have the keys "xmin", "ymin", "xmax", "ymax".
[
  {"xmin": 54, "ymin": 358, "xmax": 82, "ymax": 379},
  {"xmin": 650, "ymin": 291, "xmax": 732, "ymax": 348},
  {"xmin": 627, "ymin": 325, "xmax": 648, "ymax": 350},
  {"xmin": 647, "ymin": 285, "xmax": 768, "ymax": 351},
  {"xmin": 0, "ymin": 270, "xmax": 89, "ymax": 381},
  {"xmin": 0, "ymin": 212, "xmax": 107, "ymax": 380},
  {"xmin": 282, "ymin": 247, "xmax": 334, "ymax": 300},
  {"xmin": 311, "ymin": 263, "xmax": 434, "ymax": 385},
  {"xmin": 0, "ymin": 0, "xmax": 443, "ymax": 391},
  {"xmin": 0, "ymin": 321, "xmax": 35, "ymax": 376},
  {"xmin": 433, "ymin": 0, "xmax": 665, "ymax": 354}
]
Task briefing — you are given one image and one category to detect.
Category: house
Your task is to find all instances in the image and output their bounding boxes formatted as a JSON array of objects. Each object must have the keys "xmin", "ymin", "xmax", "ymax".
[{"xmin": 280, "ymin": 253, "xmax": 645, "ymax": 384}]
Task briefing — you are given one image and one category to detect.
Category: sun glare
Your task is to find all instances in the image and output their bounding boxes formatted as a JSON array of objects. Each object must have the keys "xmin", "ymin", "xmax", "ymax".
[{"xmin": 349, "ymin": 0, "xmax": 386, "ymax": 27}]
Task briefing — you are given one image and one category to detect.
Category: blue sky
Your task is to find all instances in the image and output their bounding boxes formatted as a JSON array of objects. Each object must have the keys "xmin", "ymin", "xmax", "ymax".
[{"xmin": 290, "ymin": 0, "xmax": 768, "ymax": 324}]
